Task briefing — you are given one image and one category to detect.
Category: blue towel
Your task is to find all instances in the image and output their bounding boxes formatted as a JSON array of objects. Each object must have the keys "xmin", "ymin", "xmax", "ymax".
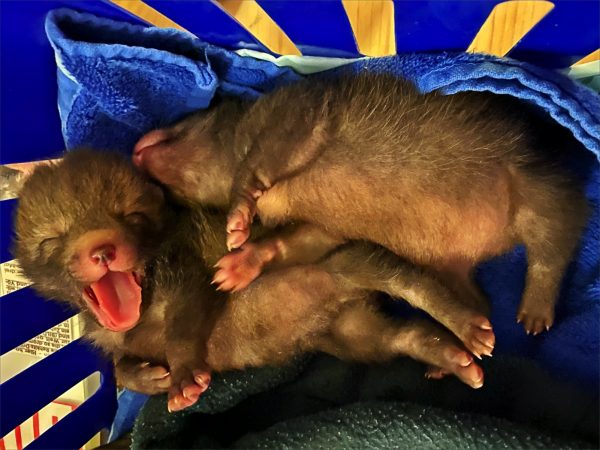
[
  {"xmin": 44, "ymin": 8, "xmax": 599, "ymax": 440},
  {"xmin": 45, "ymin": 8, "xmax": 302, "ymax": 151},
  {"xmin": 107, "ymin": 389, "xmax": 149, "ymax": 442}
]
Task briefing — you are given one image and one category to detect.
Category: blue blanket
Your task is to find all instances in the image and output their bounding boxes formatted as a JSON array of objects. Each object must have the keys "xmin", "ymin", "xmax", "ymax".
[{"xmin": 45, "ymin": 7, "xmax": 599, "ymax": 443}]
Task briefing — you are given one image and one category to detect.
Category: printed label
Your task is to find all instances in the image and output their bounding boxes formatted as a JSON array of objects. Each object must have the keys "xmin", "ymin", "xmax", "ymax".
[{"xmin": 0, "ymin": 260, "xmax": 32, "ymax": 297}]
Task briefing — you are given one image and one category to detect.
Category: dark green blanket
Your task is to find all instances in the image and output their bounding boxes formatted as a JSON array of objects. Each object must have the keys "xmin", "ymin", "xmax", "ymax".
[{"xmin": 131, "ymin": 355, "xmax": 598, "ymax": 449}]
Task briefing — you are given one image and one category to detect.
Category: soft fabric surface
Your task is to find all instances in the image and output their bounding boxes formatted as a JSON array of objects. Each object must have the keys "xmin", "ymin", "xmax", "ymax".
[
  {"xmin": 132, "ymin": 355, "xmax": 597, "ymax": 448},
  {"xmin": 45, "ymin": 8, "xmax": 599, "ymax": 448}
]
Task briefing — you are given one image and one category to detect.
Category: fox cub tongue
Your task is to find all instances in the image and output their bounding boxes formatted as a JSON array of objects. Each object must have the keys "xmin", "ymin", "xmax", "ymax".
[{"xmin": 89, "ymin": 271, "xmax": 141, "ymax": 331}]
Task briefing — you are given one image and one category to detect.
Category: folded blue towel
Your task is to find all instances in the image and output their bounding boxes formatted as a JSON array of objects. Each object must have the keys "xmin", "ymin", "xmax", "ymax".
[
  {"xmin": 45, "ymin": 8, "xmax": 302, "ymax": 151},
  {"xmin": 44, "ymin": 8, "xmax": 599, "ymax": 437}
]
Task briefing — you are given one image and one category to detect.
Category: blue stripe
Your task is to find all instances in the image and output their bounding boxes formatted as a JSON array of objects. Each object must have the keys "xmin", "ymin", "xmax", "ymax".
[
  {"xmin": 145, "ymin": 0, "xmax": 269, "ymax": 53},
  {"xmin": 0, "ymin": 287, "xmax": 77, "ymax": 356},
  {"xmin": 258, "ymin": 0, "xmax": 359, "ymax": 57}
]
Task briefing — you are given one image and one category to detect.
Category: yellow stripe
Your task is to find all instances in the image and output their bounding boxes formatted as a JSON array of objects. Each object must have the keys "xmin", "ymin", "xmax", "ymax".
[
  {"xmin": 342, "ymin": 0, "xmax": 396, "ymax": 57},
  {"xmin": 216, "ymin": 0, "xmax": 301, "ymax": 56},
  {"xmin": 572, "ymin": 49, "xmax": 600, "ymax": 67},
  {"xmin": 467, "ymin": 1, "xmax": 554, "ymax": 57},
  {"xmin": 109, "ymin": 0, "xmax": 188, "ymax": 31}
]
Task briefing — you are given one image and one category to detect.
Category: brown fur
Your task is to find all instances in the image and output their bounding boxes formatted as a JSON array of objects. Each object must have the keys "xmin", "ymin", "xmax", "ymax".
[
  {"xmin": 14, "ymin": 150, "xmax": 485, "ymax": 411},
  {"xmin": 135, "ymin": 72, "xmax": 589, "ymax": 336}
]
